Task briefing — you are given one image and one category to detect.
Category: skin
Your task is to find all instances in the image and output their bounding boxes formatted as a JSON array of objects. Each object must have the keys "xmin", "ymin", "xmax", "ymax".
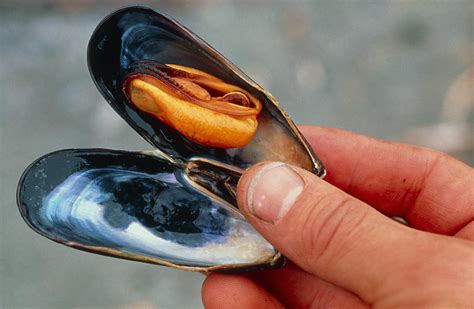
[{"xmin": 202, "ymin": 126, "xmax": 474, "ymax": 308}]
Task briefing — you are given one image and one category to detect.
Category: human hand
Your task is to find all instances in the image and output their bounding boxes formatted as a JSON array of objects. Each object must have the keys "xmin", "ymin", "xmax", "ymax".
[{"xmin": 202, "ymin": 126, "xmax": 474, "ymax": 308}]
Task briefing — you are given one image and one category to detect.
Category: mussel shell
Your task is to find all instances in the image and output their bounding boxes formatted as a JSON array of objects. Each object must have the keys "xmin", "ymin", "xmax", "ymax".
[
  {"xmin": 17, "ymin": 149, "xmax": 283, "ymax": 272},
  {"xmin": 88, "ymin": 6, "xmax": 325, "ymax": 176}
]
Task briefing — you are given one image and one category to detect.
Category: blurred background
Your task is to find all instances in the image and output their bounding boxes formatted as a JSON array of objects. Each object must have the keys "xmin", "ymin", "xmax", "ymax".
[{"xmin": 0, "ymin": 0, "xmax": 472, "ymax": 308}]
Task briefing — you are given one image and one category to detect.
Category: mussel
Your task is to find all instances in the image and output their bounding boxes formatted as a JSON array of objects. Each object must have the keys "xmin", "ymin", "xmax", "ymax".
[{"xmin": 17, "ymin": 6, "xmax": 325, "ymax": 272}]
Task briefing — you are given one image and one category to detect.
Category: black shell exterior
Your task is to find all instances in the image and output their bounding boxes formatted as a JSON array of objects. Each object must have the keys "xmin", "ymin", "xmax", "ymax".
[
  {"xmin": 17, "ymin": 149, "xmax": 282, "ymax": 272},
  {"xmin": 88, "ymin": 6, "xmax": 325, "ymax": 176},
  {"xmin": 16, "ymin": 6, "xmax": 327, "ymax": 273}
]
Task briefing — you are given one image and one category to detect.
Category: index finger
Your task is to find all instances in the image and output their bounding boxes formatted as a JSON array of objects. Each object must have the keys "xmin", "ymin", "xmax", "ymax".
[{"xmin": 300, "ymin": 126, "xmax": 474, "ymax": 235}]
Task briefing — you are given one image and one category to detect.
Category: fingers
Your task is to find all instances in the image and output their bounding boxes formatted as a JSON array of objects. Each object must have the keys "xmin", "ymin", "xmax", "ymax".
[
  {"xmin": 299, "ymin": 126, "xmax": 474, "ymax": 235},
  {"xmin": 237, "ymin": 162, "xmax": 474, "ymax": 305},
  {"xmin": 247, "ymin": 262, "xmax": 367, "ymax": 308},
  {"xmin": 455, "ymin": 220, "xmax": 474, "ymax": 241},
  {"xmin": 202, "ymin": 273, "xmax": 284, "ymax": 309},
  {"xmin": 202, "ymin": 263, "xmax": 367, "ymax": 308}
]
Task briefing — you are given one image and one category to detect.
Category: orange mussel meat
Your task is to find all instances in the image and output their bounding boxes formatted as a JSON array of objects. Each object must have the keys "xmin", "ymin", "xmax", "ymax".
[{"xmin": 123, "ymin": 64, "xmax": 262, "ymax": 148}]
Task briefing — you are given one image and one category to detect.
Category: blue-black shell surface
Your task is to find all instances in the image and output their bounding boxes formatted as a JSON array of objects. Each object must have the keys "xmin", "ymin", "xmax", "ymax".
[
  {"xmin": 17, "ymin": 149, "xmax": 281, "ymax": 271},
  {"xmin": 87, "ymin": 6, "xmax": 325, "ymax": 176}
]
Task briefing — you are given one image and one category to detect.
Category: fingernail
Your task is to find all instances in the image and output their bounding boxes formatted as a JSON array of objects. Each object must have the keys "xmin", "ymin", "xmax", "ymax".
[{"xmin": 247, "ymin": 162, "xmax": 304, "ymax": 223}]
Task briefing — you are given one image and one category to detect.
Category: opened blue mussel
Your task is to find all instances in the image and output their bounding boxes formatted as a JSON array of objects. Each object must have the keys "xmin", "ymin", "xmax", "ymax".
[{"xmin": 17, "ymin": 6, "xmax": 325, "ymax": 272}]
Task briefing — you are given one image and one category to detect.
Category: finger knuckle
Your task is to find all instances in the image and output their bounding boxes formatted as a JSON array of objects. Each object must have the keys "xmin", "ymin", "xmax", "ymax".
[{"xmin": 299, "ymin": 191, "xmax": 370, "ymax": 269}]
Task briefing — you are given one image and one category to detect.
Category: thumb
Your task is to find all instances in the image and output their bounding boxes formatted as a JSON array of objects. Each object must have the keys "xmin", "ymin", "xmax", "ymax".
[{"xmin": 237, "ymin": 162, "xmax": 472, "ymax": 305}]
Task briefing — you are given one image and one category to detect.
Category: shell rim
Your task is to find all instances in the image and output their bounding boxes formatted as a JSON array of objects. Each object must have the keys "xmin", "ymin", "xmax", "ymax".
[
  {"xmin": 18, "ymin": 5, "xmax": 324, "ymax": 272},
  {"xmin": 16, "ymin": 148, "xmax": 284, "ymax": 272},
  {"xmin": 86, "ymin": 5, "xmax": 326, "ymax": 177}
]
